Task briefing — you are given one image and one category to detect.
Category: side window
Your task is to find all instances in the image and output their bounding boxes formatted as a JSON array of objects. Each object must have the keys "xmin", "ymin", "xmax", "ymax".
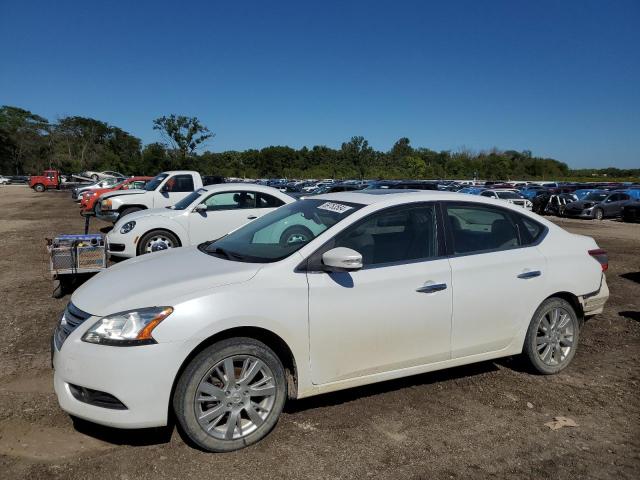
[
  {"xmin": 332, "ymin": 205, "xmax": 438, "ymax": 267},
  {"xmin": 517, "ymin": 215, "xmax": 545, "ymax": 245},
  {"xmin": 445, "ymin": 204, "xmax": 519, "ymax": 254},
  {"xmin": 480, "ymin": 191, "xmax": 494, "ymax": 197},
  {"xmin": 204, "ymin": 191, "xmax": 256, "ymax": 211},
  {"xmin": 165, "ymin": 175, "xmax": 194, "ymax": 192},
  {"xmin": 257, "ymin": 193, "xmax": 285, "ymax": 208}
]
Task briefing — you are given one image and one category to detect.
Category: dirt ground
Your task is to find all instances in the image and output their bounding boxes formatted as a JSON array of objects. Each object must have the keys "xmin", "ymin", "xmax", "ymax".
[{"xmin": 0, "ymin": 185, "xmax": 638, "ymax": 479}]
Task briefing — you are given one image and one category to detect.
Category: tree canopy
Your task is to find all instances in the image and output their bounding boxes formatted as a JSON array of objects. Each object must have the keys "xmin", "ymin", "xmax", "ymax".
[{"xmin": 0, "ymin": 105, "xmax": 637, "ymax": 181}]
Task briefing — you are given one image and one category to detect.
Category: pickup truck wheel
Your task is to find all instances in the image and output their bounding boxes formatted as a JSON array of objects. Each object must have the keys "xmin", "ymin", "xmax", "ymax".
[
  {"xmin": 34, "ymin": 184, "xmax": 45, "ymax": 193},
  {"xmin": 137, "ymin": 229, "xmax": 180, "ymax": 255},
  {"xmin": 118, "ymin": 207, "xmax": 142, "ymax": 220},
  {"xmin": 173, "ymin": 337, "xmax": 287, "ymax": 452},
  {"xmin": 523, "ymin": 297, "xmax": 579, "ymax": 375}
]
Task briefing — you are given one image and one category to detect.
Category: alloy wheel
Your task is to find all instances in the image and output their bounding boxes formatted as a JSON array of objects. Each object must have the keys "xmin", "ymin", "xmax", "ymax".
[
  {"xmin": 194, "ymin": 355, "xmax": 276, "ymax": 441},
  {"xmin": 535, "ymin": 306, "xmax": 575, "ymax": 367},
  {"xmin": 145, "ymin": 235, "xmax": 174, "ymax": 253}
]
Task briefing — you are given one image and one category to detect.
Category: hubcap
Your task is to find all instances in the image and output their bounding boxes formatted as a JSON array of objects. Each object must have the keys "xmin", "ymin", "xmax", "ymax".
[
  {"xmin": 194, "ymin": 355, "xmax": 276, "ymax": 440},
  {"xmin": 535, "ymin": 307, "xmax": 575, "ymax": 366},
  {"xmin": 145, "ymin": 235, "xmax": 174, "ymax": 253}
]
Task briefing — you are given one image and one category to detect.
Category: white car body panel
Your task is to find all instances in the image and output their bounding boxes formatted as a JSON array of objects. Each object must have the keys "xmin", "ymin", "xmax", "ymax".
[
  {"xmin": 53, "ymin": 190, "xmax": 609, "ymax": 429},
  {"xmin": 106, "ymin": 184, "xmax": 294, "ymax": 258}
]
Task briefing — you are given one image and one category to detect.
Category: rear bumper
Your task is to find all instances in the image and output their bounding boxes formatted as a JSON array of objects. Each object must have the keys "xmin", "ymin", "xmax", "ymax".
[{"xmin": 580, "ymin": 275, "xmax": 609, "ymax": 316}]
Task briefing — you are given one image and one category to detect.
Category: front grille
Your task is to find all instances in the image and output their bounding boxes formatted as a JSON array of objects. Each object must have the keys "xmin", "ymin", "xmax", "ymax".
[
  {"xmin": 68, "ymin": 384, "xmax": 127, "ymax": 410},
  {"xmin": 108, "ymin": 243, "xmax": 125, "ymax": 252},
  {"xmin": 54, "ymin": 303, "xmax": 92, "ymax": 350}
]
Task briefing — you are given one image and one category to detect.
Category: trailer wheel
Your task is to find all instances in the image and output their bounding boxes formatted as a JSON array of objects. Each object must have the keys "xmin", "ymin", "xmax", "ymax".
[
  {"xmin": 52, "ymin": 278, "xmax": 67, "ymax": 298},
  {"xmin": 34, "ymin": 184, "xmax": 45, "ymax": 193}
]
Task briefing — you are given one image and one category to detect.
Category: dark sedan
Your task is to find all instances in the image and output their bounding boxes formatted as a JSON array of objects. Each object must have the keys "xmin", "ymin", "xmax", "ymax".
[
  {"xmin": 621, "ymin": 200, "xmax": 640, "ymax": 223},
  {"xmin": 563, "ymin": 191, "xmax": 631, "ymax": 220}
]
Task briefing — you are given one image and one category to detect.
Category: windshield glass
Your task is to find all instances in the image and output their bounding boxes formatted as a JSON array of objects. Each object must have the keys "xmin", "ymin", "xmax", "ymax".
[
  {"xmin": 202, "ymin": 199, "xmax": 364, "ymax": 262},
  {"xmin": 170, "ymin": 189, "xmax": 206, "ymax": 210},
  {"xmin": 144, "ymin": 173, "xmax": 169, "ymax": 191},
  {"xmin": 496, "ymin": 191, "xmax": 523, "ymax": 199},
  {"xmin": 584, "ymin": 192, "xmax": 608, "ymax": 202}
]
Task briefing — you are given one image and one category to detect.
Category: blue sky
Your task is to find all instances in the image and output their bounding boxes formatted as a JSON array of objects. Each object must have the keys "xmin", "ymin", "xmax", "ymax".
[{"xmin": 1, "ymin": 0, "xmax": 638, "ymax": 168}]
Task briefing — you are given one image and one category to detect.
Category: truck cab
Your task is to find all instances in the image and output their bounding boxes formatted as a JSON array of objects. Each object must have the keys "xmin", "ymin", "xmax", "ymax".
[
  {"xmin": 29, "ymin": 169, "xmax": 61, "ymax": 192},
  {"xmin": 96, "ymin": 171, "xmax": 204, "ymax": 222}
]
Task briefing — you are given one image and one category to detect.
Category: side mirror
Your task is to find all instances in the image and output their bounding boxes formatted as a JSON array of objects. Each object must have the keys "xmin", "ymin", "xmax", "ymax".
[
  {"xmin": 194, "ymin": 203, "xmax": 207, "ymax": 213},
  {"xmin": 321, "ymin": 247, "xmax": 363, "ymax": 272}
]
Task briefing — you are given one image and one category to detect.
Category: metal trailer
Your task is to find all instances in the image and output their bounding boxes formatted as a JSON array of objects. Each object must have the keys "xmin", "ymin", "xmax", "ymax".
[{"xmin": 48, "ymin": 234, "xmax": 107, "ymax": 298}]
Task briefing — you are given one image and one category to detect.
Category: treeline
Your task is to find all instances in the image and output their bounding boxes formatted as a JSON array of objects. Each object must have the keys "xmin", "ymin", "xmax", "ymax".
[{"xmin": 1, "ymin": 105, "xmax": 636, "ymax": 180}]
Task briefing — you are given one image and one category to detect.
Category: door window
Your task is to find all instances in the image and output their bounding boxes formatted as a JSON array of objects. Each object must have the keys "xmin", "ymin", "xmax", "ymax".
[
  {"xmin": 164, "ymin": 175, "xmax": 194, "ymax": 192},
  {"xmin": 332, "ymin": 205, "xmax": 438, "ymax": 267},
  {"xmin": 204, "ymin": 191, "xmax": 257, "ymax": 211},
  {"xmin": 257, "ymin": 193, "xmax": 285, "ymax": 208},
  {"xmin": 445, "ymin": 204, "xmax": 519, "ymax": 254}
]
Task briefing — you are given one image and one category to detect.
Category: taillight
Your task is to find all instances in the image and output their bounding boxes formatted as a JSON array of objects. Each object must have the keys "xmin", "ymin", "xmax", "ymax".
[{"xmin": 588, "ymin": 249, "xmax": 608, "ymax": 272}]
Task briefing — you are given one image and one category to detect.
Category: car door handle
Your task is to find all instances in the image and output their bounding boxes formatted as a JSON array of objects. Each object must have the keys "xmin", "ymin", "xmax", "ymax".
[
  {"xmin": 247, "ymin": 215, "xmax": 258, "ymax": 220},
  {"xmin": 416, "ymin": 283, "xmax": 447, "ymax": 293},
  {"xmin": 517, "ymin": 270, "xmax": 541, "ymax": 279}
]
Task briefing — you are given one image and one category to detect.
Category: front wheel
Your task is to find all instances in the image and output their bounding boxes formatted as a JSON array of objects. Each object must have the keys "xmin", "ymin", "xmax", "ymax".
[
  {"xmin": 173, "ymin": 338, "xmax": 287, "ymax": 452},
  {"xmin": 91, "ymin": 174, "xmax": 99, "ymax": 181},
  {"xmin": 279, "ymin": 225, "xmax": 314, "ymax": 246},
  {"xmin": 594, "ymin": 208, "xmax": 604, "ymax": 221},
  {"xmin": 118, "ymin": 206, "xmax": 142, "ymax": 220},
  {"xmin": 34, "ymin": 184, "xmax": 45, "ymax": 193},
  {"xmin": 137, "ymin": 229, "xmax": 180, "ymax": 255},
  {"xmin": 523, "ymin": 297, "xmax": 580, "ymax": 374}
]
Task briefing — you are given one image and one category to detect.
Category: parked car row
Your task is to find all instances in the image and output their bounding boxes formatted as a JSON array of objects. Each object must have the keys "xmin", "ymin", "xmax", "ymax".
[{"xmin": 51, "ymin": 186, "xmax": 610, "ymax": 452}]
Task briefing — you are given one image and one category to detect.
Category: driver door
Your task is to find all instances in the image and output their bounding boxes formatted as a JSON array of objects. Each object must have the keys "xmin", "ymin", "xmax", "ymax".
[
  {"xmin": 154, "ymin": 174, "xmax": 195, "ymax": 208},
  {"xmin": 307, "ymin": 203, "xmax": 452, "ymax": 385},
  {"xmin": 188, "ymin": 191, "xmax": 261, "ymax": 244}
]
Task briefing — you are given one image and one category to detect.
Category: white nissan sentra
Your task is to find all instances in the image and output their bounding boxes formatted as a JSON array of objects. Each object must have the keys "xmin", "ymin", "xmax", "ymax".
[
  {"xmin": 106, "ymin": 184, "xmax": 295, "ymax": 258},
  {"xmin": 52, "ymin": 190, "xmax": 609, "ymax": 452}
]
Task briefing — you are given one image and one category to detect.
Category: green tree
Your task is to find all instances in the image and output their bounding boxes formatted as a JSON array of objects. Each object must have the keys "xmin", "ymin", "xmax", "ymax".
[
  {"xmin": 153, "ymin": 114, "xmax": 213, "ymax": 163},
  {"xmin": 0, "ymin": 106, "xmax": 50, "ymax": 174}
]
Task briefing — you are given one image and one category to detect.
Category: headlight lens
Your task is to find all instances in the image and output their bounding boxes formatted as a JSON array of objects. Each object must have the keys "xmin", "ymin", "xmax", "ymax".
[
  {"xmin": 101, "ymin": 199, "xmax": 112, "ymax": 211},
  {"xmin": 82, "ymin": 307, "xmax": 173, "ymax": 346},
  {"xmin": 120, "ymin": 221, "xmax": 136, "ymax": 234}
]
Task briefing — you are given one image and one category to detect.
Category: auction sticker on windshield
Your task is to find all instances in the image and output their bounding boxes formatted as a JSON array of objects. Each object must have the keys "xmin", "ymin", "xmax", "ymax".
[{"xmin": 317, "ymin": 202, "xmax": 353, "ymax": 214}]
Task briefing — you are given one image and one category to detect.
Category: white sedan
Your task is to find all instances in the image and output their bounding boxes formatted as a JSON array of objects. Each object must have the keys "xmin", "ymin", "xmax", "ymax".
[
  {"xmin": 480, "ymin": 189, "xmax": 533, "ymax": 210},
  {"xmin": 106, "ymin": 184, "xmax": 294, "ymax": 258},
  {"xmin": 53, "ymin": 190, "xmax": 609, "ymax": 452}
]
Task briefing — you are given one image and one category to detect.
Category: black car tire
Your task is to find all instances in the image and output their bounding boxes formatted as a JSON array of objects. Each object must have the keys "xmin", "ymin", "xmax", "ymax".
[
  {"xmin": 91, "ymin": 174, "xmax": 99, "ymax": 181},
  {"xmin": 279, "ymin": 225, "xmax": 314, "ymax": 246},
  {"xmin": 173, "ymin": 337, "xmax": 287, "ymax": 452},
  {"xmin": 136, "ymin": 229, "xmax": 180, "ymax": 255},
  {"xmin": 118, "ymin": 206, "xmax": 142, "ymax": 220},
  {"xmin": 34, "ymin": 184, "xmax": 45, "ymax": 193}
]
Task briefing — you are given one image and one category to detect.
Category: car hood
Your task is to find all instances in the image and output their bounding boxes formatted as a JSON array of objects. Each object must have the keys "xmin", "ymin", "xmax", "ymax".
[
  {"xmin": 114, "ymin": 207, "xmax": 183, "ymax": 227},
  {"xmin": 71, "ymin": 246, "xmax": 261, "ymax": 316},
  {"xmin": 100, "ymin": 189, "xmax": 147, "ymax": 200},
  {"xmin": 566, "ymin": 200, "xmax": 597, "ymax": 209}
]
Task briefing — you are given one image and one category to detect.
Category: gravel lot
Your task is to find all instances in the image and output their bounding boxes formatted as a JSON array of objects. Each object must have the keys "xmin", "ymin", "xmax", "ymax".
[{"xmin": 0, "ymin": 185, "xmax": 638, "ymax": 479}]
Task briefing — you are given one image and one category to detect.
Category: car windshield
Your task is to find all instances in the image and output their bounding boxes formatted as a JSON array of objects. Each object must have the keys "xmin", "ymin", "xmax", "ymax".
[
  {"xmin": 201, "ymin": 199, "xmax": 364, "ymax": 263},
  {"xmin": 144, "ymin": 173, "xmax": 169, "ymax": 191},
  {"xmin": 170, "ymin": 189, "xmax": 206, "ymax": 210},
  {"xmin": 584, "ymin": 192, "xmax": 608, "ymax": 202},
  {"xmin": 496, "ymin": 191, "xmax": 523, "ymax": 199}
]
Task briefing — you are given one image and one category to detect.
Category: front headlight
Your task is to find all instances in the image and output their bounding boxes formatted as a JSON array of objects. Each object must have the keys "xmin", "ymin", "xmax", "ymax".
[
  {"xmin": 82, "ymin": 307, "xmax": 173, "ymax": 346},
  {"xmin": 101, "ymin": 199, "xmax": 112, "ymax": 211},
  {"xmin": 120, "ymin": 221, "xmax": 136, "ymax": 234}
]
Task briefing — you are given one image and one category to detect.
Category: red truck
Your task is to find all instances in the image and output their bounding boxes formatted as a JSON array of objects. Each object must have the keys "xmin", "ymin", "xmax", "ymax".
[{"xmin": 29, "ymin": 169, "xmax": 61, "ymax": 192}]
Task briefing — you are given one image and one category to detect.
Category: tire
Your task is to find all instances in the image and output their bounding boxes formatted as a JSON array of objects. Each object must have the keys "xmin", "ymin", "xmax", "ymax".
[
  {"xmin": 594, "ymin": 208, "xmax": 604, "ymax": 221},
  {"xmin": 173, "ymin": 337, "xmax": 287, "ymax": 452},
  {"xmin": 91, "ymin": 174, "xmax": 99, "ymax": 181},
  {"xmin": 523, "ymin": 297, "xmax": 580, "ymax": 375},
  {"xmin": 279, "ymin": 225, "xmax": 314, "ymax": 246},
  {"xmin": 34, "ymin": 184, "xmax": 45, "ymax": 193},
  {"xmin": 118, "ymin": 206, "xmax": 142, "ymax": 220},
  {"xmin": 137, "ymin": 229, "xmax": 180, "ymax": 255}
]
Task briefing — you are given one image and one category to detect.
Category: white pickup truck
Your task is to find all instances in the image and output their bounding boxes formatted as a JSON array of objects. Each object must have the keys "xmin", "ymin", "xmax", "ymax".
[{"xmin": 96, "ymin": 171, "xmax": 216, "ymax": 222}]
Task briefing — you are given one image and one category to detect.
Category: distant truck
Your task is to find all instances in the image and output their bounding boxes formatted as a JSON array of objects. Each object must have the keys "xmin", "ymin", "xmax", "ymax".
[
  {"xmin": 29, "ymin": 169, "xmax": 61, "ymax": 192},
  {"xmin": 96, "ymin": 171, "xmax": 224, "ymax": 222}
]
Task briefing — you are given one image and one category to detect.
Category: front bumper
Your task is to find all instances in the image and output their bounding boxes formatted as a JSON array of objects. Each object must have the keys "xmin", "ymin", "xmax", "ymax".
[
  {"xmin": 106, "ymin": 231, "xmax": 137, "ymax": 258},
  {"xmin": 96, "ymin": 209, "xmax": 119, "ymax": 223},
  {"xmin": 579, "ymin": 274, "xmax": 609, "ymax": 316},
  {"xmin": 52, "ymin": 321, "xmax": 193, "ymax": 429}
]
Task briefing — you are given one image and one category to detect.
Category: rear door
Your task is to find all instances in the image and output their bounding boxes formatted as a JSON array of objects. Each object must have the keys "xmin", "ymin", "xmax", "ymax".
[
  {"xmin": 154, "ymin": 174, "xmax": 195, "ymax": 208},
  {"xmin": 443, "ymin": 202, "xmax": 547, "ymax": 358}
]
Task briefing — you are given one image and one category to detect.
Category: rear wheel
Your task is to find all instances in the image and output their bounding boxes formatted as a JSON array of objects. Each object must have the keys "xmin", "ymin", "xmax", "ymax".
[
  {"xmin": 594, "ymin": 208, "xmax": 604, "ymax": 220},
  {"xmin": 137, "ymin": 229, "xmax": 180, "ymax": 255},
  {"xmin": 34, "ymin": 184, "xmax": 45, "ymax": 193},
  {"xmin": 523, "ymin": 297, "xmax": 579, "ymax": 374},
  {"xmin": 173, "ymin": 338, "xmax": 287, "ymax": 452}
]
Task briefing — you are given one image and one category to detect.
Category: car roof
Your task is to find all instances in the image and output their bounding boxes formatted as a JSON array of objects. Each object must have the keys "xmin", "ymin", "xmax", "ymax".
[
  {"xmin": 311, "ymin": 189, "xmax": 500, "ymax": 206},
  {"xmin": 199, "ymin": 183, "xmax": 286, "ymax": 194}
]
